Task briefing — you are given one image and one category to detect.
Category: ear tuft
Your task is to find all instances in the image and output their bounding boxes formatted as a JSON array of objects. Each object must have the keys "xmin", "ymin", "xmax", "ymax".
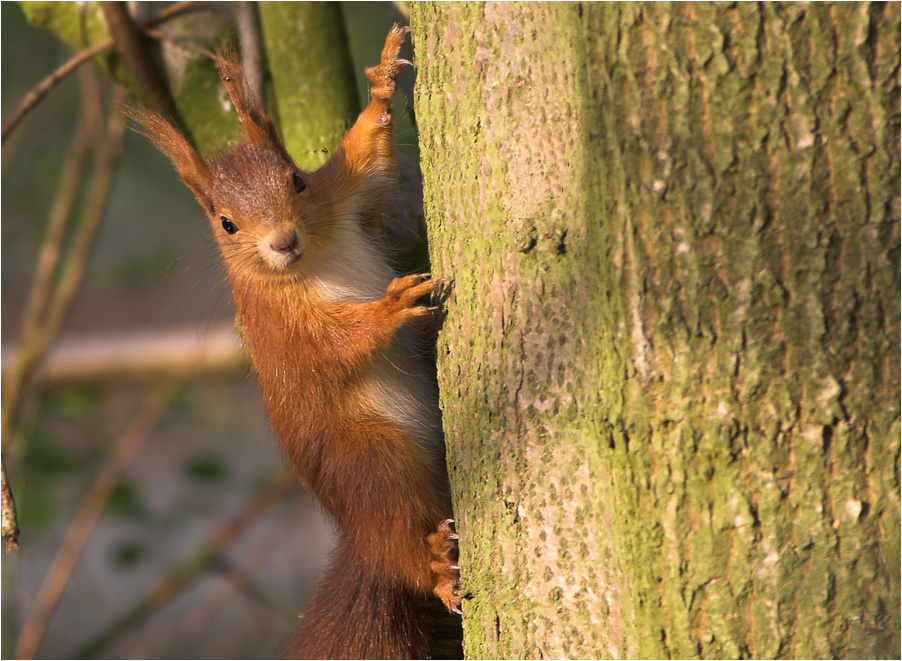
[
  {"xmin": 123, "ymin": 104, "xmax": 215, "ymax": 217},
  {"xmin": 216, "ymin": 48, "xmax": 293, "ymax": 164}
]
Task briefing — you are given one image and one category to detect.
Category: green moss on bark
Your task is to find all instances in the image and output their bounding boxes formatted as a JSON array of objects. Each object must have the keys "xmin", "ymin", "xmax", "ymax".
[{"xmin": 415, "ymin": 2, "xmax": 900, "ymax": 659}]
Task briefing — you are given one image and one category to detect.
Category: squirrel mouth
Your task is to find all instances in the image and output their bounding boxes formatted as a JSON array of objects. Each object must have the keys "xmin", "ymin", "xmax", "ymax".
[
  {"xmin": 261, "ymin": 230, "xmax": 303, "ymax": 270},
  {"xmin": 262, "ymin": 249, "xmax": 303, "ymax": 271}
]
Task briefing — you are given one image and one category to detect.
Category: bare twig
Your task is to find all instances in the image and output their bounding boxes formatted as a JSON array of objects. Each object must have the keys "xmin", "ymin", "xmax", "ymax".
[
  {"xmin": 0, "ymin": 69, "xmax": 103, "ymax": 553},
  {"xmin": 13, "ymin": 379, "xmax": 183, "ymax": 660},
  {"xmin": 1, "ymin": 324, "xmax": 247, "ymax": 386},
  {"xmin": 101, "ymin": 2, "xmax": 180, "ymax": 120},
  {"xmin": 182, "ymin": 523, "xmax": 297, "ymax": 636},
  {"xmin": 73, "ymin": 473, "xmax": 297, "ymax": 659},
  {"xmin": 3, "ymin": 72, "xmax": 99, "ymax": 413},
  {"xmin": 17, "ymin": 121, "xmax": 93, "ymax": 337},
  {"xmin": 236, "ymin": 1, "xmax": 267, "ymax": 109},
  {"xmin": 3, "ymin": 79, "xmax": 126, "ymax": 426},
  {"xmin": 18, "ymin": 70, "xmax": 101, "ymax": 348},
  {"xmin": 2, "ymin": 72, "xmax": 127, "ymax": 564},
  {"xmin": 0, "ymin": 70, "xmax": 107, "ymax": 550},
  {"xmin": 40, "ymin": 88, "xmax": 128, "ymax": 346},
  {"xmin": 1, "ymin": 0, "xmax": 203, "ymax": 143},
  {"xmin": 0, "ymin": 40, "xmax": 109, "ymax": 144},
  {"xmin": 142, "ymin": 28, "xmax": 216, "ymax": 61},
  {"xmin": 0, "ymin": 0, "xmax": 207, "ymax": 567},
  {"xmin": 1, "ymin": 458, "xmax": 18, "ymax": 551}
]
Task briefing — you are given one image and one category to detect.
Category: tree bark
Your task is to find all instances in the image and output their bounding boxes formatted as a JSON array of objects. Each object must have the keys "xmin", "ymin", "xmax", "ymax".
[{"xmin": 412, "ymin": 2, "xmax": 900, "ymax": 659}]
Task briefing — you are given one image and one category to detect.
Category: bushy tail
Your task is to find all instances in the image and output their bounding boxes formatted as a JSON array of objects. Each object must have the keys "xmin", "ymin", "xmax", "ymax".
[{"xmin": 287, "ymin": 541, "xmax": 450, "ymax": 659}]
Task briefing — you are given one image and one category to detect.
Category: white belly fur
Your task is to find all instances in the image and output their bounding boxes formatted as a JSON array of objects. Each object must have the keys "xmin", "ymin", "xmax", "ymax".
[{"xmin": 306, "ymin": 221, "xmax": 443, "ymax": 453}]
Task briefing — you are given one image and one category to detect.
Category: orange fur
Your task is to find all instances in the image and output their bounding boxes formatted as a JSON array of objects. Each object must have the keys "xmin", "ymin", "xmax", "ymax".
[{"xmin": 128, "ymin": 26, "xmax": 460, "ymax": 659}]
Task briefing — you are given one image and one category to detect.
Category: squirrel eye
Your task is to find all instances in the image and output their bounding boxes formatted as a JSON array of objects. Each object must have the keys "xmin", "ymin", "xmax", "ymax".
[
  {"xmin": 292, "ymin": 172, "xmax": 306, "ymax": 194},
  {"xmin": 220, "ymin": 215, "xmax": 238, "ymax": 235}
]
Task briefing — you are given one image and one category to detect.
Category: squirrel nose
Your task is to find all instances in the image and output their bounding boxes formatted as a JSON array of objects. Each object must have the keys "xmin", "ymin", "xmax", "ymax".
[{"xmin": 270, "ymin": 230, "xmax": 299, "ymax": 255}]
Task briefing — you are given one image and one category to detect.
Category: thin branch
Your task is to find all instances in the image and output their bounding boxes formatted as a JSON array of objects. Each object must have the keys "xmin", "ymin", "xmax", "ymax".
[
  {"xmin": 2, "ymin": 120, "xmax": 93, "ymax": 433},
  {"xmin": 101, "ymin": 2, "xmax": 180, "ymax": 120},
  {"xmin": 2, "ymin": 457, "xmax": 18, "ymax": 551},
  {"xmin": 3, "ymin": 80, "xmax": 126, "ymax": 427},
  {"xmin": 16, "ymin": 124, "xmax": 90, "ymax": 338},
  {"xmin": 3, "ymin": 323, "xmax": 247, "ymax": 386},
  {"xmin": 1, "ymin": 324, "xmax": 247, "ymax": 386},
  {"xmin": 18, "ymin": 72, "xmax": 101, "ymax": 346},
  {"xmin": 236, "ymin": 1, "xmax": 267, "ymax": 109},
  {"xmin": 13, "ymin": 378, "xmax": 183, "ymax": 661},
  {"xmin": 0, "ymin": 71, "xmax": 102, "ymax": 551},
  {"xmin": 1, "ymin": 74, "xmax": 125, "ymax": 558},
  {"xmin": 40, "ymin": 87, "xmax": 128, "ymax": 345},
  {"xmin": 73, "ymin": 473, "xmax": 297, "ymax": 659},
  {"xmin": 0, "ymin": 40, "xmax": 109, "ymax": 144},
  {"xmin": 182, "ymin": 523, "xmax": 298, "ymax": 637},
  {"xmin": 0, "ymin": 0, "xmax": 209, "ymax": 564},
  {"xmin": 1, "ymin": 0, "xmax": 203, "ymax": 144},
  {"xmin": 141, "ymin": 28, "xmax": 216, "ymax": 61}
]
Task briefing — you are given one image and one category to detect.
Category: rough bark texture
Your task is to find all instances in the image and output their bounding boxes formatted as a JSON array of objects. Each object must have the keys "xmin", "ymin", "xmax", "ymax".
[{"xmin": 412, "ymin": 2, "xmax": 900, "ymax": 659}]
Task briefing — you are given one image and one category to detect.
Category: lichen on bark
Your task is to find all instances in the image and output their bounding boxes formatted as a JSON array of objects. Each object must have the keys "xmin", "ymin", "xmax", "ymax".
[{"xmin": 414, "ymin": 2, "xmax": 900, "ymax": 659}]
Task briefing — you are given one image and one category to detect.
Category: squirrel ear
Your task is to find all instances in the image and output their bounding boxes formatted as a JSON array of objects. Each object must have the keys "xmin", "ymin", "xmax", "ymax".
[
  {"xmin": 216, "ymin": 48, "xmax": 294, "ymax": 164},
  {"xmin": 123, "ymin": 105, "xmax": 215, "ymax": 216}
]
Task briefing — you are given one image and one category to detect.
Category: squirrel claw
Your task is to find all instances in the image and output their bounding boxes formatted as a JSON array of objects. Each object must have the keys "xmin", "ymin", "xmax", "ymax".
[
  {"xmin": 385, "ymin": 274, "xmax": 444, "ymax": 319},
  {"xmin": 428, "ymin": 518, "xmax": 462, "ymax": 615},
  {"xmin": 366, "ymin": 23, "xmax": 412, "ymax": 98}
]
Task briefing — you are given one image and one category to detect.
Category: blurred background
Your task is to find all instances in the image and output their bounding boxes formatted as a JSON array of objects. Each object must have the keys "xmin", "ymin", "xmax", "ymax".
[{"xmin": 1, "ymin": 2, "xmax": 420, "ymax": 657}]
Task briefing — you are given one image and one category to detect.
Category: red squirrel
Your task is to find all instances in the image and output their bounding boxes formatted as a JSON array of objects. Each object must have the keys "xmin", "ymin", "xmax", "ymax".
[{"xmin": 127, "ymin": 26, "xmax": 460, "ymax": 659}]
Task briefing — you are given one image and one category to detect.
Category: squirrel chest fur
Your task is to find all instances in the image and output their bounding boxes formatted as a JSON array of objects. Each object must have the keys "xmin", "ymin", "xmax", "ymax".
[{"xmin": 128, "ymin": 25, "xmax": 459, "ymax": 659}]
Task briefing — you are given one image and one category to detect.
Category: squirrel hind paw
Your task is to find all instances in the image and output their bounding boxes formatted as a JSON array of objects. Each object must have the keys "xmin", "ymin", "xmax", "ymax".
[{"xmin": 428, "ymin": 519, "xmax": 462, "ymax": 615}]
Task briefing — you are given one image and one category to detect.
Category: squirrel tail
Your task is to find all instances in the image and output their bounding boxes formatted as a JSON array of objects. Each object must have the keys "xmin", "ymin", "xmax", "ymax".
[{"xmin": 286, "ymin": 541, "xmax": 432, "ymax": 660}]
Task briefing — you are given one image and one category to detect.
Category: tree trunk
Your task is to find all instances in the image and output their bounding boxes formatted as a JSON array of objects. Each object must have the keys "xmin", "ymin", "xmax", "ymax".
[{"xmin": 412, "ymin": 2, "xmax": 900, "ymax": 659}]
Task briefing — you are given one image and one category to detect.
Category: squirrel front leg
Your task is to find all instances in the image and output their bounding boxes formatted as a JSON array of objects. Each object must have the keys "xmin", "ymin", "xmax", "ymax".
[
  {"xmin": 304, "ymin": 274, "xmax": 442, "ymax": 377},
  {"xmin": 314, "ymin": 25, "xmax": 410, "ymax": 219},
  {"xmin": 344, "ymin": 24, "xmax": 410, "ymax": 174}
]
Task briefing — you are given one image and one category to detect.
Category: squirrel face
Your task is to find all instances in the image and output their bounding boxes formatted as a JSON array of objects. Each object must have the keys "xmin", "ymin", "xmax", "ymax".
[
  {"xmin": 206, "ymin": 142, "xmax": 316, "ymax": 279},
  {"xmin": 125, "ymin": 47, "xmax": 399, "ymax": 301},
  {"xmin": 125, "ymin": 48, "xmax": 342, "ymax": 286}
]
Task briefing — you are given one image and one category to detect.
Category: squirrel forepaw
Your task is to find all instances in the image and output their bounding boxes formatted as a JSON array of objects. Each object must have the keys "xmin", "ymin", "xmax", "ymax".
[
  {"xmin": 365, "ymin": 24, "xmax": 412, "ymax": 102},
  {"xmin": 383, "ymin": 274, "xmax": 443, "ymax": 322},
  {"xmin": 428, "ymin": 518, "xmax": 462, "ymax": 615}
]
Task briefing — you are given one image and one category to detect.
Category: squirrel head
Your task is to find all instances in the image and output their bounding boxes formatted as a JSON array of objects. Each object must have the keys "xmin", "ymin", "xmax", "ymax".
[{"xmin": 125, "ymin": 49, "xmax": 329, "ymax": 283}]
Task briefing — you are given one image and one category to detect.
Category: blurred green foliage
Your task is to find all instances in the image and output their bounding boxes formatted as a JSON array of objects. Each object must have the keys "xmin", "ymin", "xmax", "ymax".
[{"xmin": 184, "ymin": 453, "xmax": 229, "ymax": 483}]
